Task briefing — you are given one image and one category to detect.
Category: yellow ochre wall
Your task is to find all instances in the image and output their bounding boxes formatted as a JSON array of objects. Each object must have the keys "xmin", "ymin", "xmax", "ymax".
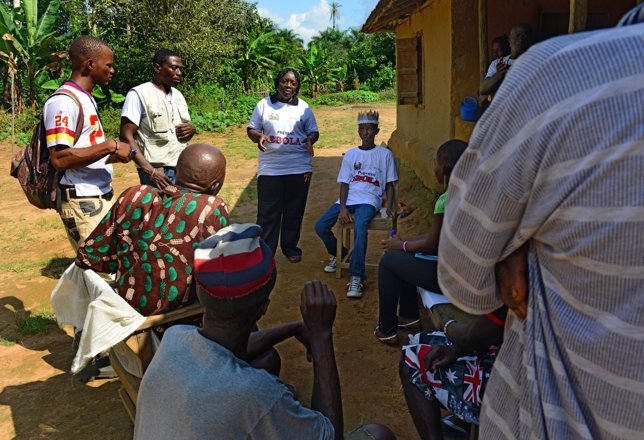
[{"xmin": 388, "ymin": 0, "xmax": 479, "ymax": 189}]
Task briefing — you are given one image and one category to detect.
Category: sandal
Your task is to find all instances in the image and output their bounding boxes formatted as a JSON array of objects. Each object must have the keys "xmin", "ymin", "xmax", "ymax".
[
  {"xmin": 374, "ymin": 326, "xmax": 399, "ymax": 346},
  {"xmin": 398, "ymin": 317, "xmax": 421, "ymax": 330}
]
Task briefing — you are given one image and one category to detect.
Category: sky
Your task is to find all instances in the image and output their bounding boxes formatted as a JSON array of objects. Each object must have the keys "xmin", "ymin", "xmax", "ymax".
[{"xmin": 252, "ymin": 0, "xmax": 380, "ymax": 43}]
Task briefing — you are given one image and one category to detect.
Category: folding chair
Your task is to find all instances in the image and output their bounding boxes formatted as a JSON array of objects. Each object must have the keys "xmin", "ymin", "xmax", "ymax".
[{"xmin": 109, "ymin": 303, "xmax": 204, "ymax": 422}]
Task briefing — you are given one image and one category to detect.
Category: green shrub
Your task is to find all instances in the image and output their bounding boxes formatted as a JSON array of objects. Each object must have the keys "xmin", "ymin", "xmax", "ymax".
[
  {"xmin": 101, "ymin": 106, "xmax": 122, "ymax": 139},
  {"xmin": 310, "ymin": 95, "xmax": 343, "ymax": 106},
  {"xmin": 312, "ymin": 90, "xmax": 380, "ymax": 106},
  {"xmin": 0, "ymin": 108, "xmax": 39, "ymax": 146},
  {"xmin": 378, "ymin": 87, "xmax": 397, "ymax": 102},
  {"xmin": 363, "ymin": 64, "xmax": 397, "ymax": 92},
  {"xmin": 191, "ymin": 95, "xmax": 258, "ymax": 133}
]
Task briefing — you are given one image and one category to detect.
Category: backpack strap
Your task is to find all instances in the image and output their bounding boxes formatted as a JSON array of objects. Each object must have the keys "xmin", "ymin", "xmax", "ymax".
[{"xmin": 46, "ymin": 89, "xmax": 85, "ymax": 146}]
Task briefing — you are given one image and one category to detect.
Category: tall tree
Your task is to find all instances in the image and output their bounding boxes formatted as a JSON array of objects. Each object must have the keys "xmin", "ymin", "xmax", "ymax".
[{"xmin": 329, "ymin": 2, "xmax": 341, "ymax": 31}]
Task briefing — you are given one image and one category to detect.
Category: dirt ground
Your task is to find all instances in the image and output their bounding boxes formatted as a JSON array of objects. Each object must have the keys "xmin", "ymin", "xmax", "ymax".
[{"xmin": 0, "ymin": 103, "xmax": 436, "ymax": 439}]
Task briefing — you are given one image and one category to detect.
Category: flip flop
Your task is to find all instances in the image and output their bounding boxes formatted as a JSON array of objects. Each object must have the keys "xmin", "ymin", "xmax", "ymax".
[
  {"xmin": 374, "ymin": 326, "xmax": 399, "ymax": 346},
  {"xmin": 398, "ymin": 318, "xmax": 421, "ymax": 330}
]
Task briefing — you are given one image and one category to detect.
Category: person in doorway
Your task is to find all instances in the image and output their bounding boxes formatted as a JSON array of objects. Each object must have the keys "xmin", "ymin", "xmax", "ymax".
[{"xmin": 479, "ymin": 23, "xmax": 532, "ymax": 99}]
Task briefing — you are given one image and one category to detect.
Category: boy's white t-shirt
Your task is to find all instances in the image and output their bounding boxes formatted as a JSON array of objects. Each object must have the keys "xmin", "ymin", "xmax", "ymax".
[
  {"xmin": 336, "ymin": 145, "xmax": 398, "ymax": 209},
  {"xmin": 485, "ymin": 55, "xmax": 515, "ymax": 78},
  {"xmin": 43, "ymin": 82, "xmax": 112, "ymax": 196},
  {"xmin": 248, "ymin": 96, "xmax": 318, "ymax": 176}
]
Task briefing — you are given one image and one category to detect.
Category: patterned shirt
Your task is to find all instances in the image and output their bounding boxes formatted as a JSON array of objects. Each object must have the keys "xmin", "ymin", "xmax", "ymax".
[
  {"xmin": 438, "ymin": 26, "xmax": 644, "ymax": 439},
  {"xmin": 78, "ymin": 185, "xmax": 229, "ymax": 315}
]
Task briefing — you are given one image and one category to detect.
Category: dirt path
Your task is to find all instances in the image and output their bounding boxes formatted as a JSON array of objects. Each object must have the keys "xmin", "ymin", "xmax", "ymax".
[{"xmin": 0, "ymin": 103, "xmax": 432, "ymax": 439}]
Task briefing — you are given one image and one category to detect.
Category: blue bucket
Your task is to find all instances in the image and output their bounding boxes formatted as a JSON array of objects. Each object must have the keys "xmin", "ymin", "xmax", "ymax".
[{"xmin": 460, "ymin": 96, "xmax": 479, "ymax": 121}]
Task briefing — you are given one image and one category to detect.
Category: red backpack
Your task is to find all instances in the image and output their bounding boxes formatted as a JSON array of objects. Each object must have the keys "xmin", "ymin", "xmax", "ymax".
[{"xmin": 10, "ymin": 90, "xmax": 84, "ymax": 210}]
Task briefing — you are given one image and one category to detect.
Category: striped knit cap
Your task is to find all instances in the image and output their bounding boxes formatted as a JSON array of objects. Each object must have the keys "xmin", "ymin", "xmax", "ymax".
[{"xmin": 194, "ymin": 223, "xmax": 275, "ymax": 302}]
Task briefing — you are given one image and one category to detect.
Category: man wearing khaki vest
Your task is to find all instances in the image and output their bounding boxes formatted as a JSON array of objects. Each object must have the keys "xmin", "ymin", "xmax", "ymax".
[{"xmin": 120, "ymin": 48, "xmax": 196, "ymax": 188}]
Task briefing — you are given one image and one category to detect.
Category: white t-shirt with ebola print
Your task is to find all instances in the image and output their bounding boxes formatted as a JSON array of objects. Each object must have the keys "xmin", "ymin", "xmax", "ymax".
[
  {"xmin": 248, "ymin": 96, "xmax": 318, "ymax": 176},
  {"xmin": 336, "ymin": 145, "xmax": 398, "ymax": 209}
]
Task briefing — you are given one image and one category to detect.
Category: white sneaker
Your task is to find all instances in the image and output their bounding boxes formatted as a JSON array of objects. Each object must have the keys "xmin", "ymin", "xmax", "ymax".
[
  {"xmin": 346, "ymin": 276, "xmax": 363, "ymax": 298},
  {"xmin": 324, "ymin": 256, "xmax": 337, "ymax": 273}
]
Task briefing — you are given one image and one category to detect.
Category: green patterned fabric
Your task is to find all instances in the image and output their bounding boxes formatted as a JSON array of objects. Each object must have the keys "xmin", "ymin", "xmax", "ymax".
[{"xmin": 78, "ymin": 185, "xmax": 229, "ymax": 315}]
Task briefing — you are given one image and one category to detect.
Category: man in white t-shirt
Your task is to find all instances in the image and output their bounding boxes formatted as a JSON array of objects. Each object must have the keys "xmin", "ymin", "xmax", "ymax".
[
  {"xmin": 120, "ymin": 48, "xmax": 195, "ymax": 188},
  {"xmin": 479, "ymin": 23, "xmax": 532, "ymax": 99},
  {"xmin": 46, "ymin": 36, "xmax": 134, "ymax": 251},
  {"xmin": 314, "ymin": 111, "xmax": 398, "ymax": 298}
]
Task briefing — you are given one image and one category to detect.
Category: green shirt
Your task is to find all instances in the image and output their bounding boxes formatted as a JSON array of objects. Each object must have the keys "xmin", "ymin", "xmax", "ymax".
[{"xmin": 434, "ymin": 189, "xmax": 448, "ymax": 215}]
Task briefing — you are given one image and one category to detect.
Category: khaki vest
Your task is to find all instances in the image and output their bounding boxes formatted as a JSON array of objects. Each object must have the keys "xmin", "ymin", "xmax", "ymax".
[{"xmin": 132, "ymin": 82, "xmax": 190, "ymax": 167}]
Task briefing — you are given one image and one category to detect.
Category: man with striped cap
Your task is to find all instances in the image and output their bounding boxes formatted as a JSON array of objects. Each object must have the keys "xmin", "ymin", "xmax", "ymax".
[{"xmin": 134, "ymin": 223, "xmax": 395, "ymax": 440}]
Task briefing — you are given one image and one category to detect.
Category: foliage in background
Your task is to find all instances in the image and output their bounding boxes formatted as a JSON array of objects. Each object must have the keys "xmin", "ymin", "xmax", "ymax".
[
  {"xmin": 0, "ymin": 0, "xmax": 396, "ymax": 138},
  {"xmin": 0, "ymin": 0, "xmax": 68, "ymax": 109},
  {"xmin": 312, "ymin": 90, "xmax": 379, "ymax": 106}
]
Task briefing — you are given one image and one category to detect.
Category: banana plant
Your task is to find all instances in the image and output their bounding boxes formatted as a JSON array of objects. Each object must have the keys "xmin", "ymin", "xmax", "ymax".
[
  {"xmin": 0, "ymin": 0, "xmax": 67, "ymax": 108},
  {"xmin": 298, "ymin": 43, "xmax": 340, "ymax": 98},
  {"xmin": 239, "ymin": 30, "xmax": 283, "ymax": 92},
  {"xmin": 41, "ymin": 77, "xmax": 125, "ymax": 104}
]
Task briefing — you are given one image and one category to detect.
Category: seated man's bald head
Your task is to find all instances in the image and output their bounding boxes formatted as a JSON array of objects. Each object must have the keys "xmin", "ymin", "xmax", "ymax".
[{"xmin": 175, "ymin": 144, "xmax": 226, "ymax": 195}]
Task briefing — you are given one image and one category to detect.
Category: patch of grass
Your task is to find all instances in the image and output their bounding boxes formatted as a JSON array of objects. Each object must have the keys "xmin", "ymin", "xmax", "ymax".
[
  {"xmin": 1, "ymin": 259, "xmax": 42, "ymax": 274},
  {"xmin": 0, "ymin": 336, "xmax": 16, "ymax": 346},
  {"xmin": 15, "ymin": 309, "xmax": 58, "ymax": 336},
  {"xmin": 238, "ymin": 186, "xmax": 257, "ymax": 204},
  {"xmin": 16, "ymin": 227, "xmax": 38, "ymax": 242},
  {"xmin": 0, "ymin": 255, "xmax": 73, "ymax": 277}
]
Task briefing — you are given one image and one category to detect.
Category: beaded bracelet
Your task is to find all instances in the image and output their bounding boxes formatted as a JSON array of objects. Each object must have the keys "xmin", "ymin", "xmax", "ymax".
[
  {"xmin": 443, "ymin": 319, "xmax": 457, "ymax": 335},
  {"xmin": 402, "ymin": 241, "xmax": 408, "ymax": 252}
]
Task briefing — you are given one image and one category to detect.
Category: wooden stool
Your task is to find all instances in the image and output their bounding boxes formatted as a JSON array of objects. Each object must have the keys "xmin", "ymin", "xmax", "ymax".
[{"xmin": 335, "ymin": 212, "xmax": 396, "ymax": 279}]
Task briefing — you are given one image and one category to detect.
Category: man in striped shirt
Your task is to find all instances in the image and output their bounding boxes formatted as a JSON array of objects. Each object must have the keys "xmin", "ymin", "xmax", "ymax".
[
  {"xmin": 438, "ymin": 19, "xmax": 644, "ymax": 440},
  {"xmin": 47, "ymin": 36, "xmax": 134, "ymax": 250}
]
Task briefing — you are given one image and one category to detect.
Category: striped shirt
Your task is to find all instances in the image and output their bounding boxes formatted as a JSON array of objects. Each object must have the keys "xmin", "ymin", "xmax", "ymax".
[{"xmin": 438, "ymin": 25, "xmax": 644, "ymax": 440}]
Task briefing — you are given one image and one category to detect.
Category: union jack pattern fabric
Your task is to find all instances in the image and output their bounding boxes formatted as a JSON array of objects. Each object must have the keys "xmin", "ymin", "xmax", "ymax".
[{"xmin": 402, "ymin": 332, "xmax": 498, "ymax": 425}]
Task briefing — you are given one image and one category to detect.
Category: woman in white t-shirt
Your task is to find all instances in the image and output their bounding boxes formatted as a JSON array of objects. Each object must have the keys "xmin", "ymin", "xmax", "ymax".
[{"xmin": 247, "ymin": 68, "xmax": 320, "ymax": 262}]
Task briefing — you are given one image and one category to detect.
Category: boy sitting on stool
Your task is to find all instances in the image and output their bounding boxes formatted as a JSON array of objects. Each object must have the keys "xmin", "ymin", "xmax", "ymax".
[{"xmin": 315, "ymin": 111, "xmax": 398, "ymax": 298}]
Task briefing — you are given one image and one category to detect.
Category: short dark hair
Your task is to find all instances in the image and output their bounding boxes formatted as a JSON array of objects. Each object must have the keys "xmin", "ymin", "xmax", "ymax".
[
  {"xmin": 513, "ymin": 23, "xmax": 533, "ymax": 43},
  {"xmin": 69, "ymin": 36, "xmax": 109, "ymax": 68},
  {"xmin": 436, "ymin": 140, "xmax": 468, "ymax": 177},
  {"xmin": 153, "ymin": 48, "xmax": 181, "ymax": 66},
  {"xmin": 274, "ymin": 68, "xmax": 301, "ymax": 97},
  {"xmin": 492, "ymin": 35, "xmax": 510, "ymax": 56}
]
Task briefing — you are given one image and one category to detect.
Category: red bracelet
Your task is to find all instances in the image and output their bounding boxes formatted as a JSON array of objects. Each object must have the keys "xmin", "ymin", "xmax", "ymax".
[{"xmin": 402, "ymin": 241, "xmax": 408, "ymax": 252}]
